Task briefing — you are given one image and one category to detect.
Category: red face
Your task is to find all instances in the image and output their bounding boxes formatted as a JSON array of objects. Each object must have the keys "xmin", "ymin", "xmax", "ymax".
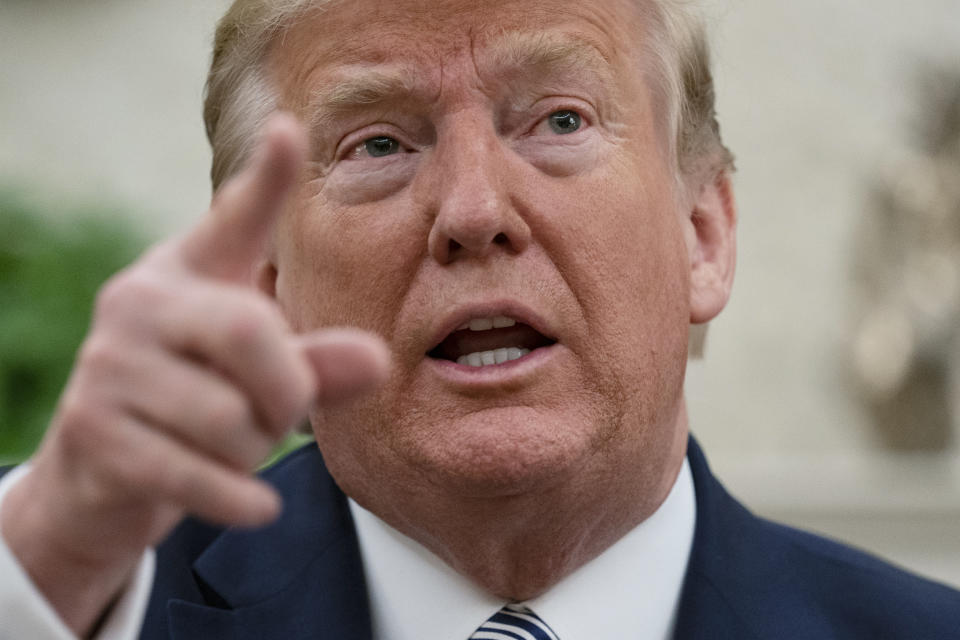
[{"xmin": 263, "ymin": 0, "xmax": 708, "ymax": 520}]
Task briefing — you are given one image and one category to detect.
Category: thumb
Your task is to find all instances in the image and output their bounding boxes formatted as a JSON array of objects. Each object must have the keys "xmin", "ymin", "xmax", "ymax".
[{"xmin": 297, "ymin": 328, "xmax": 391, "ymax": 404}]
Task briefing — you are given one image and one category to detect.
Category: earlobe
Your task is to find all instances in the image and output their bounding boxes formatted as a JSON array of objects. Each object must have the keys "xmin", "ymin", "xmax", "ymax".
[{"xmin": 688, "ymin": 171, "xmax": 737, "ymax": 324}]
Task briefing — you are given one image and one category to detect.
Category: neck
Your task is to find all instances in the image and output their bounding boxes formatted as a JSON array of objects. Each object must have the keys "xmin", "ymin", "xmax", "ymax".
[{"xmin": 356, "ymin": 407, "xmax": 690, "ymax": 599}]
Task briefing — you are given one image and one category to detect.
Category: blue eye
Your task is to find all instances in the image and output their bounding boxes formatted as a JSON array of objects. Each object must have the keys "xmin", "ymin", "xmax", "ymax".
[
  {"xmin": 360, "ymin": 136, "xmax": 400, "ymax": 157},
  {"xmin": 548, "ymin": 110, "xmax": 582, "ymax": 134}
]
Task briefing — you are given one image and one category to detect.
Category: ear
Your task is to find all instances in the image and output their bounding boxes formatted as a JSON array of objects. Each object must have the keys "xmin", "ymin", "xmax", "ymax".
[{"xmin": 686, "ymin": 170, "xmax": 737, "ymax": 324}]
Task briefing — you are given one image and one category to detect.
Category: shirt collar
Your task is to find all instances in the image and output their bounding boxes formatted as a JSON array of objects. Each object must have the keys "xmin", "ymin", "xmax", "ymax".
[{"xmin": 349, "ymin": 458, "xmax": 695, "ymax": 640}]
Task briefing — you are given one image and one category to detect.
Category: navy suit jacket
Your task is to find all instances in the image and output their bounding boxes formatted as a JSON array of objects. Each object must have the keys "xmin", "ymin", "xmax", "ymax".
[{"xmin": 7, "ymin": 439, "xmax": 960, "ymax": 638}]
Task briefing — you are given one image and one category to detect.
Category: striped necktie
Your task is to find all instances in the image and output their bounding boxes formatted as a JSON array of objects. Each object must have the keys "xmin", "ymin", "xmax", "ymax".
[{"xmin": 469, "ymin": 603, "xmax": 560, "ymax": 640}]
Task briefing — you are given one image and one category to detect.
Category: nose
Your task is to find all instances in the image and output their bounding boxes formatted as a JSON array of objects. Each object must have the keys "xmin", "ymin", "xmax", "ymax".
[{"xmin": 424, "ymin": 120, "xmax": 531, "ymax": 265}]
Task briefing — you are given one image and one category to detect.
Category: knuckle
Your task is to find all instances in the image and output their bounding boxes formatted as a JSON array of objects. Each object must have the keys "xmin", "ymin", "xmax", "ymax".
[
  {"xmin": 150, "ymin": 457, "xmax": 193, "ymax": 505},
  {"xmin": 222, "ymin": 303, "xmax": 273, "ymax": 350},
  {"xmin": 92, "ymin": 450, "xmax": 139, "ymax": 497},
  {"xmin": 55, "ymin": 394, "xmax": 107, "ymax": 454},
  {"xmin": 94, "ymin": 271, "xmax": 135, "ymax": 315},
  {"xmin": 201, "ymin": 390, "xmax": 252, "ymax": 439},
  {"xmin": 70, "ymin": 432, "xmax": 139, "ymax": 504},
  {"xmin": 202, "ymin": 392, "xmax": 273, "ymax": 467},
  {"xmin": 77, "ymin": 335, "xmax": 123, "ymax": 375},
  {"xmin": 109, "ymin": 458, "xmax": 150, "ymax": 498},
  {"xmin": 222, "ymin": 314, "xmax": 264, "ymax": 351},
  {"xmin": 106, "ymin": 444, "xmax": 168, "ymax": 498},
  {"xmin": 218, "ymin": 295, "xmax": 284, "ymax": 355},
  {"xmin": 95, "ymin": 269, "xmax": 167, "ymax": 320}
]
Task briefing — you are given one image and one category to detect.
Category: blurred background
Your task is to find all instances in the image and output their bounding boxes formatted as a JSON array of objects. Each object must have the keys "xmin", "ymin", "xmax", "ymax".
[{"xmin": 1, "ymin": 0, "xmax": 959, "ymax": 586}]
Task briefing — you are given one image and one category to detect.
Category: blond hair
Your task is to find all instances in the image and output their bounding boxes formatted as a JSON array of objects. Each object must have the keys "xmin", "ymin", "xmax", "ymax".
[{"xmin": 203, "ymin": 0, "xmax": 733, "ymax": 191}]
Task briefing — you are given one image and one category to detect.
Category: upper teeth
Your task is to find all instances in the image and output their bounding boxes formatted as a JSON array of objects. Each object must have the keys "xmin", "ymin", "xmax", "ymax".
[{"xmin": 458, "ymin": 316, "xmax": 517, "ymax": 331}]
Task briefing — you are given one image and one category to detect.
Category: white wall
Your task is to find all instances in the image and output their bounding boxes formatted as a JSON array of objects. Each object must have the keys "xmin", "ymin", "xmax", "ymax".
[
  {"xmin": 688, "ymin": 0, "xmax": 960, "ymax": 588},
  {"xmin": 2, "ymin": 0, "xmax": 959, "ymax": 587},
  {"xmin": 0, "ymin": 0, "xmax": 231, "ymax": 231}
]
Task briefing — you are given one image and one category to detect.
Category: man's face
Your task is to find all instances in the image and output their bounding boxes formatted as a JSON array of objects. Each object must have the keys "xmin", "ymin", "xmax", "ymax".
[{"xmin": 265, "ymin": 0, "xmax": 693, "ymax": 512}]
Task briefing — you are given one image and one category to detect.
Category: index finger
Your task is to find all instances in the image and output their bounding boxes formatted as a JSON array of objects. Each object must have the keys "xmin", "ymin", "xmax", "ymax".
[{"xmin": 179, "ymin": 112, "xmax": 307, "ymax": 282}]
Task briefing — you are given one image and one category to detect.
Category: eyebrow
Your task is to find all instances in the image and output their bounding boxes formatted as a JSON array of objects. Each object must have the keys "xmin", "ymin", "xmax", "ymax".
[
  {"xmin": 308, "ymin": 66, "xmax": 422, "ymax": 132},
  {"xmin": 486, "ymin": 30, "xmax": 615, "ymax": 87},
  {"xmin": 307, "ymin": 30, "xmax": 616, "ymax": 133}
]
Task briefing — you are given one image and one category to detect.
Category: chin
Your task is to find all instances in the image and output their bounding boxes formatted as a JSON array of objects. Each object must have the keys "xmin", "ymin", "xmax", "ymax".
[{"xmin": 389, "ymin": 405, "xmax": 606, "ymax": 498}]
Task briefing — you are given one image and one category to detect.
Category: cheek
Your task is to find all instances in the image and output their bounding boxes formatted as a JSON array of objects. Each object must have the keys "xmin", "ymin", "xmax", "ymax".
[
  {"xmin": 514, "ymin": 133, "xmax": 607, "ymax": 178},
  {"xmin": 537, "ymin": 163, "xmax": 690, "ymax": 407},
  {"xmin": 544, "ymin": 163, "xmax": 688, "ymax": 313},
  {"xmin": 322, "ymin": 157, "xmax": 418, "ymax": 205},
  {"xmin": 275, "ymin": 191, "xmax": 426, "ymax": 335}
]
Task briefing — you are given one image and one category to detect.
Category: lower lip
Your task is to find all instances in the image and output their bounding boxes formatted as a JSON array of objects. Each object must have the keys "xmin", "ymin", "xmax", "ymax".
[{"xmin": 424, "ymin": 344, "xmax": 560, "ymax": 386}]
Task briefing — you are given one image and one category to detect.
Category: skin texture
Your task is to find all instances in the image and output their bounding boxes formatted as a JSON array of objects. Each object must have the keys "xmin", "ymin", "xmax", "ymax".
[
  {"xmin": 0, "ymin": 0, "xmax": 736, "ymax": 634},
  {"xmin": 263, "ymin": 0, "xmax": 736, "ymax": 599}
]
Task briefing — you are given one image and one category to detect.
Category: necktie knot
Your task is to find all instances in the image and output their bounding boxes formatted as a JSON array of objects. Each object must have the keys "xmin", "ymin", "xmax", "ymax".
[{"xmin": 468, "ymin": 603, "xmax": 559, "ymax": 640}]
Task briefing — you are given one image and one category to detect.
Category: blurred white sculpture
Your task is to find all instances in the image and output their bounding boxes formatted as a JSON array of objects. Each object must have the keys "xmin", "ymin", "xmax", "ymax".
[{"xmin": 852, "ymin": 66, "xmax": 960, "ymax": 450}]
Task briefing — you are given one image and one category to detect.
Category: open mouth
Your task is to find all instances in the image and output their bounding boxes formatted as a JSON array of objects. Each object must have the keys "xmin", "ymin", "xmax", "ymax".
[{"xmin": 427, "ymin": 315, "xmax": 557, "ymax": 367}]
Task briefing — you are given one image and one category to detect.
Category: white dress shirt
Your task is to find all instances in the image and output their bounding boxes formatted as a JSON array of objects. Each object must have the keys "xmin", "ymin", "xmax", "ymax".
[
  {"xmin": 350, "ymin": 459, "xmax": 696, "ymax": 640},
  {"xmin": 0, "ymin": 458, "xmax": 695, "ymax": 640},
  {"xmin": 0, "ymin": 464, "xmax": 155, "ymax": 640}
]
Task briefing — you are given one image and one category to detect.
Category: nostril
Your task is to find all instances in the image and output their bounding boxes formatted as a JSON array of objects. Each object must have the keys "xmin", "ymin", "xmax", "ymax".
[
  {"xmin": 448, "ymin": 238, "xmax": 462, "ymax": 256},
  {"xmin": 493, "ymin": 232, "xmax": 508, "ymax": 245}
]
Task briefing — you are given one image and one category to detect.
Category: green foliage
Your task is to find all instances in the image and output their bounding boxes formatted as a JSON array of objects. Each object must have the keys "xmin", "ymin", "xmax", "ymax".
[
  {"xmin": 0, "ymin": 191, "xmax": 146, "ymax": 464},
  {"xmin": 0, "ymin": 190, "xmax": 315, "ymax": 467},
  {"xmin": 259, "ymin": 430, "xmax": 316, "ymax": 470}
]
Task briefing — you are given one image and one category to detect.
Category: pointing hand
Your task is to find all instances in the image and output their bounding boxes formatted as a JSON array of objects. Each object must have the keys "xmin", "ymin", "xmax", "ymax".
[{"xmin": 0, "ymin": 113, "xmax": 389, "ymax": 636}]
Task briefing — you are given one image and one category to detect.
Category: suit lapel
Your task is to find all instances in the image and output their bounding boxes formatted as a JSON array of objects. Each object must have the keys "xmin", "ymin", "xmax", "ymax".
[
  {"xmin": 673, "ymin": 439, "xmax": 763, "ymax": 640},
  {"xmin": 160, "ymin": 437, "xmax": 779, "ymax": 639},
  {"xmin": 165, "ymin": 445, "xmax": 372, "ymax": 640}
]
